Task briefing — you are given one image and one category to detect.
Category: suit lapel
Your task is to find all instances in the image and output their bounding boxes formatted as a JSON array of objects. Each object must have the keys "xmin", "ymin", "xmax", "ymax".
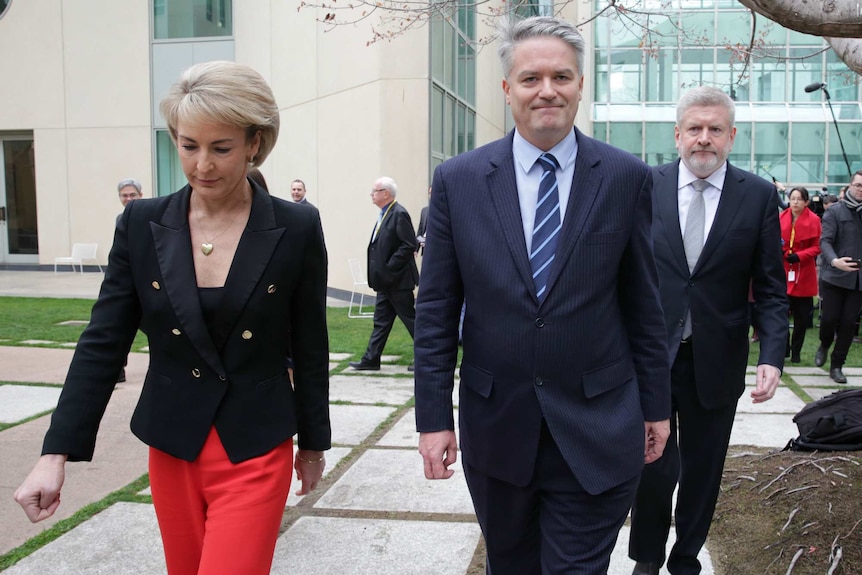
[
  {"xmin": 486, "ymin": 135, "xmax": 538, "ymax": 303},
  {"xmin": 220, "ymin": 185, "xmax": 285, "ymax": 335},
  {"xmin": 543, "ymin": 129, "xmax": 602, "ymax": 299},
  {"xmin": 151, "ymin": 186, "xmax": 225, "ymax": 376},
  {"xmin": 695, "ymin": 163, "xmax": 744, "ymax": 272},
  {"xmin": 656, "ymin": 161, "xmax": 690, "ymax": 274}
]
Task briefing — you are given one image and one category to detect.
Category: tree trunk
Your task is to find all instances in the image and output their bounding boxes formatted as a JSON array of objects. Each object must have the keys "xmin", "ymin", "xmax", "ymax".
[
  {"xmin": 737, "ymin": 0, "xmax": 862, "ymax": 74},
  {"xmin": 827, "ymin": 38, "xmax": 862, "ymax": 75},
  {"xmin": 736, "ymin": 0, "xmax": 862, "ymax": 37}
]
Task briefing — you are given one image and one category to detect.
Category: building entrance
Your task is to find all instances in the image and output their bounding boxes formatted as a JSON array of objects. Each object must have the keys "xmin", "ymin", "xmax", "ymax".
[{"xmin": 0, "ymin": 136, "xmax": 39, "ymax": 264}]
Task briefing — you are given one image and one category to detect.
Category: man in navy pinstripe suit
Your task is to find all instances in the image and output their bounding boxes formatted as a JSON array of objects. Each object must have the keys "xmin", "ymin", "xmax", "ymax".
[{"xmin": 414, "ymin": 16, "xmax": 672, "ymax": 575}]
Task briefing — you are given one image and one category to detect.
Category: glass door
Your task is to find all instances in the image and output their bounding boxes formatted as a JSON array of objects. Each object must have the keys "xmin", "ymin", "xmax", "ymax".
[{"xmin": 0, "ymin": 135, "xmax": 39, "ymax": 264}]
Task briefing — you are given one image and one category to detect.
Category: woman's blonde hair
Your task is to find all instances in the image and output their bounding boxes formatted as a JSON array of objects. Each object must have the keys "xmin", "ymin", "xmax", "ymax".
[{"xmin": 159, "ymin": 61, "xmax": 279, "ymax": 167}]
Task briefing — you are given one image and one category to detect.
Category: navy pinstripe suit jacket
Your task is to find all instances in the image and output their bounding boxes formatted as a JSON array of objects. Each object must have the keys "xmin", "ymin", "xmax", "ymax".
[{"xmin": 414, "ymin": 129, "xmax": 671, "ymax": 495}]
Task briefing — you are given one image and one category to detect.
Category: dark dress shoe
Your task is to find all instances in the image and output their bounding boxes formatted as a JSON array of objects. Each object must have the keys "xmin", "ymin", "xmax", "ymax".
[
  {"xmin": 790, "ymin": 354, "xmax": 801, "ymax": 364},
  {"xmin": 814, "ymin": 345, "xmax": 827, "ymax": 367},
  {"xmin": 116, "ymin": 368, "xmax": 126, "ymax": 383},
  {"xmin": 632, "ymin": 561, "xmax": 660, "ymax": 575},
  {"xmin": 348, "ymin": 361, "xmax": 380, "ymax": 371},
  {"xmin": 830, "ymin": 367, "xmax": 848, "ymax": 384}
]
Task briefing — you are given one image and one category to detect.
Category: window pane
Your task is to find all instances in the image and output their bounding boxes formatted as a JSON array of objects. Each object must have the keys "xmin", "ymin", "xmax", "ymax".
[
  {"xmin": 644, "ymin": 123, "xmax": 676, "ymax": 165},
  {"xmin": 728, "ymin": 122, "xmax": 753, "ymax": 173},
  {"xmin": 156, "ymin": 131, "xmax": 186, "ymax": 197},
  {"xmin": 608, "ymin": 50, "xmax": 643, "ymax": 102},
  {"xmin": 609, "ymin": 123, "xmax": 643, "ymax": 157},
  {"xmin": 431, "ymin": 86, "xmax": 444, "ymax": 155},
  {"xmin": 790, "ymin": 123, "xmax": 826, "ymax": 184},
  {"xmin": 753, "ymin": 122, "xmax": 788, "ymax": 182},
  {"xmin": 155, "ymin": 0, "xmax": 232, "ymax": 41}
]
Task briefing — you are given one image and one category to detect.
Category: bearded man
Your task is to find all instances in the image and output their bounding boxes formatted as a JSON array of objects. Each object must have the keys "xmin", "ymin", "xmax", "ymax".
[{"xmin": 628, "ymin": 86, "xmax": 788, "ymax": 575}]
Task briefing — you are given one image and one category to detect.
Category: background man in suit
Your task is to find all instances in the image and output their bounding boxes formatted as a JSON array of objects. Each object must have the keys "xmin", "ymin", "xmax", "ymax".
[
  {"xmin": 815, "ymin": 169, "xmax": 862, "ymax": 383},
  {"xmin": 414, "ymin": 16, "xmax": 671, "ymax": 574},
  {"xmin": 349, "ymin": 176, "xmax": 418, "ymax": 371},
  {"xmin": 115, "ymin": 177, "xmax": 143, "ymax": 384},
  {"xmin": 416, "ymin": 186, "xmax": 430, "ymax": 255},
  {"xmin": 291, "ymin": 179, "xmax": 313, "ymax": 206},
  {"xmin": 628, "ymin": 86, "xmax": 787, "ymax": 575}
]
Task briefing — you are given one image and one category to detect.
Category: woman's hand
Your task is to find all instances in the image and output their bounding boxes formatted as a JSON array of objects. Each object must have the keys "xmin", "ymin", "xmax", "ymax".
[
  {"xmin": 14, "ymin": 454, "xmax": 67, "ymax": 523},
  {"xmin": 294, "ymin": 450, "xmax": 326, "ymax": 496}
]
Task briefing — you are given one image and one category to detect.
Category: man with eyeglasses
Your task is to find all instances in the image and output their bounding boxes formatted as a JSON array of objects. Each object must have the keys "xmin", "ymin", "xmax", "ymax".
[
  {"xmin": 349, "ymin": 177, "xmax": 419, "ymax": 371},
  {"xmin": 115, "ymin": 178, "xmax": 143, "ymax": 383},
  {"xmin": 815, "ymin": 170, "xmax": 862, "ymax": 383}
]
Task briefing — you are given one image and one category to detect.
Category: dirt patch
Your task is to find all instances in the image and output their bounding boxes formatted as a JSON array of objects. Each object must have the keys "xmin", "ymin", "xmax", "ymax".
[{"xmin": 710, "ymin": 448, "xmax": 862, "ymax": 575}]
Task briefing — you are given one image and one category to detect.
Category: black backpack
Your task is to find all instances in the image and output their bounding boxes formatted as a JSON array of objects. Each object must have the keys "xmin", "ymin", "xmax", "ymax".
[{"xmin": 784, "ymin": 388, "xmax": 862, "ymax": 452}]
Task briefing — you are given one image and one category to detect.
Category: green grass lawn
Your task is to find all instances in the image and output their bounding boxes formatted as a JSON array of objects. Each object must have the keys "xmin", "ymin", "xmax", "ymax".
[
  {"xmin": 0, "ymin": 297, "xmax": 414, "ymax": 364},
  {"xmin": 2, "ymin": 296, "xmax": 860, "ymax": 370}
]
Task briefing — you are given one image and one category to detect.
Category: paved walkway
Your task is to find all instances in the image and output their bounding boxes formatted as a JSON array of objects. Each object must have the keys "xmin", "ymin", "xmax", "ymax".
[{"xmin": 1, "ymin": 270, "xmax": 859, "ymax": 574}]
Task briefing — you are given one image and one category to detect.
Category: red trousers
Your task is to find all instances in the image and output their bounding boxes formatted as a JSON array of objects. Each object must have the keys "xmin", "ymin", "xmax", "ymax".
[{"xmin": 149, "ymin": 427, "xmax": 294, "ymax": 575}]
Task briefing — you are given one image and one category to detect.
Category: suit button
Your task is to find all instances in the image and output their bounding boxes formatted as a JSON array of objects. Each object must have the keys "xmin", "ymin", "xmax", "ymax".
[
  {"xmin": 267, "ymin": 284, "xmax": 277, "ymax": 294},
  {"xmin": 535, "ymin": 377, "xmax": 543, "ymax": 386},
  {"xmin": 678, "ymin": 318, "xmax": 685, "ymax": 327},
  {"xmin": 688, "ymin": 280, "xmax": 694, "ymax": 287},
  {"xmin": 218, "ymin": 375, "xmax": 227, "ymax": 381},
  {"xmin": 191, "ymin": 368, "xmax": 201, "ymax": 378},
  {"xmin": 535, "ymin": 318, "xmax": 544, "ymax": 328},
  {"xmin": 151, "ymin": 281, "xmax": 161, "ymax": 290},
  {"xmin": 242, "ymin": 330, "xmax": 253, "ymax": 340},
  {"xmin": 171, "ymin": 328, "xmax": 181, "ymax": 336}
]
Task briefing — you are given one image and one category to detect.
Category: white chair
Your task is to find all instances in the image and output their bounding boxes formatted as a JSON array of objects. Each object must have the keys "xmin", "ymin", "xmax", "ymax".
[
  {"xmin": 347, "ymin": 258, "xmax": 375, "ymax": 318},
  {"xmin": 54, "ymin": 243, "xmax": 103, "ymax": 274}
]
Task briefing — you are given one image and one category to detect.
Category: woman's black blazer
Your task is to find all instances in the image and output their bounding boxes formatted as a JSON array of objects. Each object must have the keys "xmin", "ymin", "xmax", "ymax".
[{"xmin": 42, "ymin": 182, "xmax": 331, "ymax": 463}]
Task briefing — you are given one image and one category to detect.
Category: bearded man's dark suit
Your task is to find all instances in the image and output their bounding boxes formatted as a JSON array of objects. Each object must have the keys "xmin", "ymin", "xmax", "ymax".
[
  {"xmin": 359, "ymin": 201, "xmax": 419, "ymax": 365},
  {"xmin": 414, "ymin": 128, "xmax": 671, "ymax": 573},
  {"xmin": 629, "ymin": 160, "xmax": 787, "ymax": 574},
  {"xmin": 42, "ymin": 182, "xmax": 331, "ymax": 463}
]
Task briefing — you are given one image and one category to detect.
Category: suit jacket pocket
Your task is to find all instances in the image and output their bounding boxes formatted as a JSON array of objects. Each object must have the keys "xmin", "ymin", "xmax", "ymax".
[
  {"xmin": 460, "ymin": 362, "xmax": 493, "ymax": 399},
  {"xmin": 583, "ymin": 358, "xmax": 635, "ymax": 399}
]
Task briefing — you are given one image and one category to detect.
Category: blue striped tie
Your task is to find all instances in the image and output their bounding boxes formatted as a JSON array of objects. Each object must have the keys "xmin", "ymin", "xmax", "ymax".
[{"xmin": 530, "ymin": 153, "xmax": 561, "ymax": 301}]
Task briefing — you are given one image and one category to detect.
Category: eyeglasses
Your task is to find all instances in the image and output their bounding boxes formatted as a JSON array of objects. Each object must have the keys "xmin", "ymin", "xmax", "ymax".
[
  {"xmin": 850, "ymin": 183, "xmax": 862, "ymax": 190},
  {"xmin": 371, "ymin": 188, "xmax": 388, "ymax": 194}
]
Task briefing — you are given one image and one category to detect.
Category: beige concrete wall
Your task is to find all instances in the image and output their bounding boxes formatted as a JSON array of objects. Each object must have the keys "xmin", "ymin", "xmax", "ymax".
[
  {"xmin": 239, "ymin": 1, "xmax": 432, "ymax": 291},
  {"xmin": 0, "ymin": 0, "xmax": 152, "ymax": 265}
]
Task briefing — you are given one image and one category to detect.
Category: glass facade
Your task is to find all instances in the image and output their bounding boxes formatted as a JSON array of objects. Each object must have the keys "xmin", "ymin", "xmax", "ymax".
[
  {"xmin": 592, "ymin": 0, "xmax": 862, "ymax": 190},
  {"xmin": 153, "ymin": 0, "xmax": 232, "ymax": 40},
  {"xmin": 430, "ymin": 5, "xmax": 477, "ymax": 175}
]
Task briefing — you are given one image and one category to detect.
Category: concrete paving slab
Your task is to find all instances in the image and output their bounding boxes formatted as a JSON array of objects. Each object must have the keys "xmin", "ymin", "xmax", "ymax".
[
  {"xmin": 377, "ymin": 408, "xmax": 460, "ymax": 448},
  {"xmin": 841, "ymin": 367, "xmax": 862, "ymax": 375},
  {"xmin": 328, "ymin": 362, "xmax": 339, "ymax": 371},
  {"xmin": 330, "ymin": 404, "xmax": 397, "ymax": 445},
  {"xmin": 19, "ymin": 340, "xmax": 57, "ymax": 346},
  {"xmin": 792, "ymin": 374, "xmax": 850, "ymax": 387},
  {"xmin": 58, "ymin": 342, "xmax": 77, "ymax": 348},
  {"xmin": 744, "ymin": 373, "xmax": 756, "ymax": 385},
  {"xmin": 785, "ymin": 366, "xmax": 829, "ymax": 375},
  {"xmin": 272, "ymin": 517, "xmax": 481, "ymax": 575},
  {"xmin": 730, "ymin": 413, "xmax": 797, "ymax": 448},
  {"xmin": 329, "ymin": 352, "xmax": 353, "ymax": 361},
  {"xmin": 609, "ymin": 525, "xmax": 713, "ymax": 575},
  {"xmin": 736, "ymin": 387, "xmax": 805, "ymax": 414},
  {"xmin": 2, "ymin": 502, "xmax": 165, "ymax": 575},
  {"xmin": 343, "ymin": 364, "xmax": 414, "ymax": 376},
  {"xmin": 803, "ymin": 387, "xmax": 845, "ymax": 400},
  {"xmin": 0, "ymin": 385, "xmax": 62, "ymax": 424},
  {"xmin": 0, "ymin": 270, "xmax": 105, "ymax": 299},
  {"xmin": 329, "ymin": 374, "xmax": 415, "ymax": 406},
  {"xmin": 380, "ymin": 355, "xmax": 401, "ymax": 363},
  {"xmin": 55, "ymin": 320, "xmax": 89, "ymax": 326},
  {"xmin": 315, "ymin": 449, "xmax": 475, "ymax": 515},
  {"xmin": 287, "ymin": 446, "xmax": 353, "ymax": 507}
]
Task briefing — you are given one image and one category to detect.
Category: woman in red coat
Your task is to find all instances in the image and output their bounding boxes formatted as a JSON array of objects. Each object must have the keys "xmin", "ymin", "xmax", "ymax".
[{"xmin": 780, "ymin": 186, "xmax": 822, "ymax": 362}]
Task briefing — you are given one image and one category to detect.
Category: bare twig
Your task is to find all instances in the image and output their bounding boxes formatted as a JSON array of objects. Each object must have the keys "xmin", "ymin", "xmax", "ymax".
[
  {"xmin": 765, "ymin": 486, "xmax": 787, "ymax": 500},
  {"xmin": 786, "ymin": 485, "xmax": 819, "ymax": 495},
  {"xmin": 827, "ymin": 546, "xmax": 843, "ymax": 575},
  {"xmin": 780, "ymin": 507, "xmax": 799, "ymax": 533},
  {"xmin": 785, "ymin": 547, "xmax": 804, "ymax": 575},
  {"xmin": 842, "ymin": 517, "xmax": 862, "ymax": 539}
]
